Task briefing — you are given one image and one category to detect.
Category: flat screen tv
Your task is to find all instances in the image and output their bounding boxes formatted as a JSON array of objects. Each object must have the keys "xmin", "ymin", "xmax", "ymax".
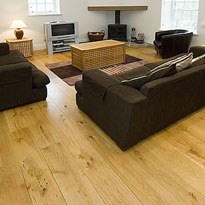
[{"xmin": 45, "ymin": 21, "xmax": 79, "ymax": 40}]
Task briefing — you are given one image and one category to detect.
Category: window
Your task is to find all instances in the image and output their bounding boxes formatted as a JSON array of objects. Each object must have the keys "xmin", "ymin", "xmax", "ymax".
[
  {"xmin": 161, "ymin": 0, "xmax": 199, "ymax": 33},
  {"xmin": 28, "ymin": 0, "xmax": 61, "ymax": 16}
]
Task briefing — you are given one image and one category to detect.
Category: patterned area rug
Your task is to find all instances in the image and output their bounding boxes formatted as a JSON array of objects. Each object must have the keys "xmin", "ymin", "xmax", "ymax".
[{"xmin": 46, "ymin": 55, "xmax": 147, "ymax": 86}]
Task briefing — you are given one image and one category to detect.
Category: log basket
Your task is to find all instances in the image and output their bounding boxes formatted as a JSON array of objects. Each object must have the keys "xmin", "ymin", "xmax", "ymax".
[{"xmin": 87, "ymin": 30, "xmax": 105, "ymax": 42}]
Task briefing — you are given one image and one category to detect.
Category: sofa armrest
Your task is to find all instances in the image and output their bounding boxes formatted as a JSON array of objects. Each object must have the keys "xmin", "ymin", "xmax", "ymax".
[
  {"xmin": 155, "ymin": 30, "xmax": 177, "ymax": 42},
  {"xmin": 0, "ymin": 43, "xmax": 10, "ymax": 55},
  {"xmin": 189, "ymin": 46, "xmax": 205, "ymax": 58},
  {"xmin": 0, "ymin": 62, "xmax": 32, "ymax": 86},
  {"xmin": 82, "ymin": 69, "xmax": 148, "ymax": 150},
  {"xmin": 82, "ymin": 69, "xmax": 120, "ymax": 100},
  {"xmin": 83, "ymin": 69, "xmax": 146, "ymax": 103},
  {"xmin": 83, "ymin": 69, "xmax": 120, "ymax": 89}
]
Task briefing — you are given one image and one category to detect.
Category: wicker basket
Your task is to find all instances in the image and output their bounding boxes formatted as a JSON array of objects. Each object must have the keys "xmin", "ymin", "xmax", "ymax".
[{"xmin": 87, "ymin": 31, "xmax": 105, "ymax": 42}]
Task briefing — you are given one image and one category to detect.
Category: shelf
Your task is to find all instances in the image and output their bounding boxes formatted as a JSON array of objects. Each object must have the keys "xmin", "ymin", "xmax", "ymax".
[
  {"xmin": 88, "ymin": 6, "xmax": 148, "ymax": 11},
  {"xmin": 46, "ymin": 37, "xmax": 77, "ymax": 54},
  {"xmin": 53, "ymin": 47, "xmax": 71, "ymax": 53}
]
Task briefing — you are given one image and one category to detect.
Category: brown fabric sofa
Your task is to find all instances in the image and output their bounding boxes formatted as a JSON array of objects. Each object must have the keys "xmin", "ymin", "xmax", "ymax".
[
  {"xmin": 75, "ymin": 47, "xmax": 205, "ymax": 151},
  {"xmin": 0, "ymin": 43, "xmax": 50, "ymax": 111},
  {"xmin": 153, "ymin": 29, "xmax": 193, "ymax": 59}
]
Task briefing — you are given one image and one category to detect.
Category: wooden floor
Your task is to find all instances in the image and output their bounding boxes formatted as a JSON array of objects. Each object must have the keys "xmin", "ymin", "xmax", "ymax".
[{"xmin": 1, "ymin": 45, "xmax": 205, "ymax": 205}]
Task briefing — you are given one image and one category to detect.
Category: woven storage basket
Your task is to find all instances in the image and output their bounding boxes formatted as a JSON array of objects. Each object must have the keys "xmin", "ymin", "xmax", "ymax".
[
  {"xmin": 71, "ymin": 40, "xmax": 125, "ymax": 70},
  {"xmin": 87, "ymin": 31, "xmax": 105, "ymax": 42}
]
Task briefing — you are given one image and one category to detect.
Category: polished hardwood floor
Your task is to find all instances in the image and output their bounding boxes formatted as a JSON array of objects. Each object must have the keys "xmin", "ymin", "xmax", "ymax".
[{"xmin": 1, "ymin": 45, "xmax": 205, "ymax": 205}]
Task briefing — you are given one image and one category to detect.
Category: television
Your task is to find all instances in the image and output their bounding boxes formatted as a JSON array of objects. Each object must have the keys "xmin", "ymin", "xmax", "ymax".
[{"xmin": 44, "ymin": 21, "xmax": 79, "ymax": 40}]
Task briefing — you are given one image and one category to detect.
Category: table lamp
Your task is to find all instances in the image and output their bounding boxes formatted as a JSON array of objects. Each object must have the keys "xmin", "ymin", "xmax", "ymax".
[{"xmin": 10, "ymin": 20, "xmax": 27, "ymax": 39}]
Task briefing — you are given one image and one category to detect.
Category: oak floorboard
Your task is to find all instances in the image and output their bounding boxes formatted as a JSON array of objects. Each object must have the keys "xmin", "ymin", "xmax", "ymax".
[
  {"xmin": 1, "ymin": 46, "xmax": 205, "ymax": 204},
  {"xmin": 33, "ymin": 81, "xmax": 204, "ymax": 204},
  {"xmin": 37, "ymin": 98, "xmax": 173, "ymax": 205},
  {"xmin": 10, "ymin": 105, "xmax": 107, "ymax": 205},
  {"xmin": 138, "ymin": 132, "xmax": 205, "ymax": 204},
  {"xmin": 29, "ymin": 46, "xmax": 205, "ymax": 204},
  {"xmin": 26, "ymin": 102, "xmax": 142, "ymax": 205},
  {"xmin": 0, "ymin": 113, "xmax": 32, "ymax": 205},
  {"xmin": 164, "ymin": 111, "xmax": 205, "ymax": 169},
  {"xmin": 9, "ymin": 127, "xmax": 67, "ymax": 205},
  {"xmin": 4, "ymin": 94, "xmax": 142, "ymax": 205},
  {"xmin": 45, "ymin": 91, "xmax": 205, "ymax": 204}
]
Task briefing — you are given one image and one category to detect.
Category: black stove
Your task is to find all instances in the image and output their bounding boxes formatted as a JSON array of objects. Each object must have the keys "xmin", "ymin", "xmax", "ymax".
[{"xmin": 108, "ymin": 10, "xmax": 127, "ymax": 42}]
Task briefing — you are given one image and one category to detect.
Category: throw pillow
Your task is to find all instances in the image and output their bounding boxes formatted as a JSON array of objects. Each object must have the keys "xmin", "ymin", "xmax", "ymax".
[
  {"xmin": 148, "ymin": 63, "xmax": 177, "ymax": 81},
  {"xmin": 150, "ymin": 54, "xmax": 188, "ymax": 73},
  {"xmin": 150, "ymin": 53, "xmax": 193, "ymax": 74},
  {"xmin": 121, "ymin": 63, "xmax": 177, "ymax": 89},
  {"xmin": 121, "ymin": 74, "xmax": 150, "ymax": 89},
  {"xmin": 175, "ymin": 53, "xmax": 193, "ymax": 72},
  {"xmin": 189, "ymin": 53, "xmax": 205, "ymax": 68},
  {"xmin": 121, "ymin": 53, "xmax": 193, "ymax": 89},
  {"xmin": 145, "ymin": 53, "xmax": 186, "ymax": 70}
]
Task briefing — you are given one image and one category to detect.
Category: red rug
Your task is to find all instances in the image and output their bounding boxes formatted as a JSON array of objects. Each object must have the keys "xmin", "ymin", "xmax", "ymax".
[{"xmin": 46, "ymin": 55, "xmax": 147, "ymax": 86}]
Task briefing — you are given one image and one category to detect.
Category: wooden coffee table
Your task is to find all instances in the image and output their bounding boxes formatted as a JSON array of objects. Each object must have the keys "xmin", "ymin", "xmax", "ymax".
[{"xmin": 71, "ymin": 40, "xmax": 125, "ymax": 71}]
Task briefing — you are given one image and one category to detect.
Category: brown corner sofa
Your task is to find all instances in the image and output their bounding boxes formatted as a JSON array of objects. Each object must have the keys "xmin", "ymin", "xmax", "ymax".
[
  {"xmin": 0, "ymin": 43, "xmax": 50, "ymax": 111},
  {"xmin": 75, "ymin": 46, "xmax": 205, "ymax": 151}
]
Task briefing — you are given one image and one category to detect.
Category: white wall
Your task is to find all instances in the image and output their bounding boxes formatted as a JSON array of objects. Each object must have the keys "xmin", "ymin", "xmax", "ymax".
[
  {"xmin": 193, "ymin": 0, "xmax": 205, "ymax": 45},
  {"xmin": 120, "ymin": 0, "xmax": 205, "ymax": 45},
  {"xmin": 119, "ymin": 0, "xmax": 161, "ymax": 43},
  {"xmin": 1, "ymin": 0, "xmax": 204, "ymax": 50},
  {"xmin": 88, "ymin": 0, "xmax": 147, "ymax": 6},
  {"xmin": 0, "ymin": 0, "xmax": 109, "ymax": 50}
]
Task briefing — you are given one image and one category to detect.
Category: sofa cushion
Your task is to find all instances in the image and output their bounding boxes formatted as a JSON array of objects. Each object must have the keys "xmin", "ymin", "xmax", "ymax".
[
  {"xmin": 0, "ymin": 43, "xmax": 9, "ymax": 55},
  {"xmin": 149, "ymin": 64, "xmax": 177, "ymax": 80},
  {"xmin": 121, "ymin": 63, "xmax": 176, "ymax": 89},
  {"xmin": 175, "ymin": 53, "xmax": 193, "ymax": 72},
  {"xmin": 116, "ymin": 65, "xmax": 151, "ymax": 81},
  {"xmin": 145, "ymin": 53, "xmax": 185, "ymax": 70},
  {"xmin": 121, "ymin": 54, "xmax": 195, "ymax": 89},
  {"xmin": 121, "ymin": 74, "xmax": 149, "ymax": 89},
  {"xmin": 0, "ymin": 62, "xmax": 32, "ymax": 86},
  {"xmin": 146, "ymin": 53, "xmax": 192, "ymax": 74},
  {"xmin": 32, "ymin": 70, "xmax": 50, "ymax": 88},
  {"xmin": 0, "ymin": 50, "xmax": 27, "ymax": 66},
  {"xmin": 189, "ymin": 53, "xmax": 205, "ymax": 68},
  {"xmin": 150, "ymin": 54, "xmax": 190, "ymax": 72}
]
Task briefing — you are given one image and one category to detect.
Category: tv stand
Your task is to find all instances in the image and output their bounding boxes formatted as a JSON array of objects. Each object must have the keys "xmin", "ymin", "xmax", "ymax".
[
  {"xmin": 47, "ymin": 37, "xmax": 78, "ymax": 54},
  {"xmin": 44, "ymin": 21, "xmax": 79, "ymax": 54}
]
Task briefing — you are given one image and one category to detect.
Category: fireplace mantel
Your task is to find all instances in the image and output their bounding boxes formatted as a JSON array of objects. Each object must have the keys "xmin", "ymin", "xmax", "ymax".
[{"xmin": 88, "ymin": 6, "xmax": 148, "ymax": 11}]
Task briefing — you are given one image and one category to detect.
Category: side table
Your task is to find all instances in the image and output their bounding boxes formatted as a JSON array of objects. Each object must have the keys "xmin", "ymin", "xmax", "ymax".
[{"xmin": 6, "ymin": 38, "xmax": 33, "ymax": 57}]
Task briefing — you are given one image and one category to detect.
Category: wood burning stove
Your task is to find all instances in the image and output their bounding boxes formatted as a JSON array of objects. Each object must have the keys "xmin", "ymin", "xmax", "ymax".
[{"xmin": 108, "ymin": 10, "xmax": 127, "ymax": 42}]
